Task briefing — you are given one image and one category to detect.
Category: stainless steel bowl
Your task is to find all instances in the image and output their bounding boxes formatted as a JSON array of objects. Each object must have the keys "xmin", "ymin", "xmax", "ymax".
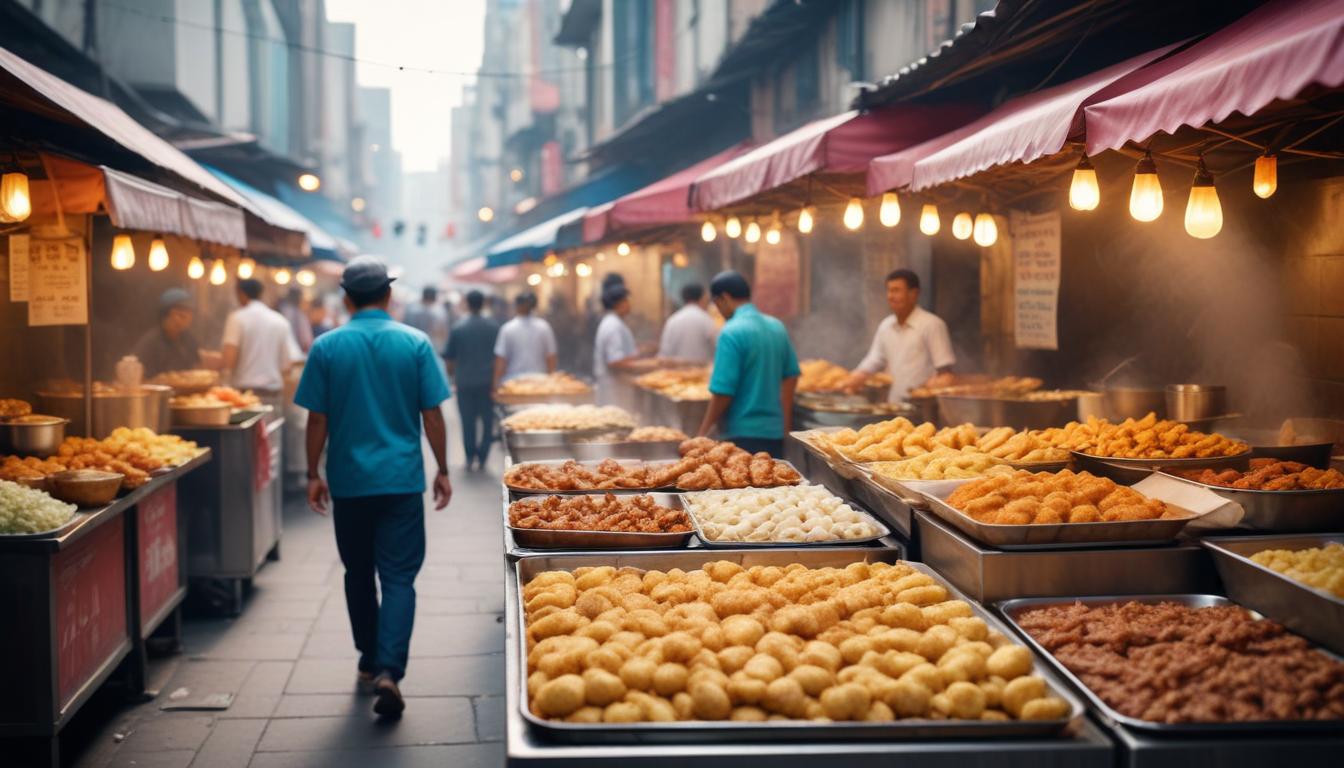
[
  {"xmin": 1165, "ymin": 384, "xmax": 1227, "ymax": 421},
  {"xmin": 0, "ymin": 417, "xmax": 68, "ymax": 456},
  {"xmin": 1097, "ymin": 385, "xmax": 1166, "ymax": 420}
]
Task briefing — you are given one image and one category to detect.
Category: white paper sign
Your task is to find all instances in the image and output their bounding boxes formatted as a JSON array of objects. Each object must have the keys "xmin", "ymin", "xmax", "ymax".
[
  {"xmin": 28, "ymin": 237, "xmax": 88, "ymax": 326},
  {"xmin": 1010, "ymin": 209, "xmax": 1061, "ymax": 350},
  {"xmin": 8, "ymin": 233, "xmax": 29, "ymax": 302}
]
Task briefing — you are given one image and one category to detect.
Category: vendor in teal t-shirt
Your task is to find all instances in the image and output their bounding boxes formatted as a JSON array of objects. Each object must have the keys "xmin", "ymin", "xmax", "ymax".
[{"xmin": 697, "ymin": 270, "xmax": 800, "ymax": 458}]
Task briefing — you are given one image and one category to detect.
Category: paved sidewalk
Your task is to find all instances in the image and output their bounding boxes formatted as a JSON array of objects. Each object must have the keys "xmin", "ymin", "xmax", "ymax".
[{"xmin": 67, "ymin": 444, "xmax": 507, "ymax": 767}]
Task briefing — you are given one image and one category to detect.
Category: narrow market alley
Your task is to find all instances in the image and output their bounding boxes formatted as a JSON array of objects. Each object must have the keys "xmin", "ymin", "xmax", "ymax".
[{"xmin": 66, "ymin": 437, "xmax": 507, "ymax": 768}]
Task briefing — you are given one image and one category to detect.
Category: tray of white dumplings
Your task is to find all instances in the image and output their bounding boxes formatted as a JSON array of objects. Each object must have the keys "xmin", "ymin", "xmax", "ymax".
[{"xmin": 682, "ymin": 485, "xmax": 891, "ymax": 548}]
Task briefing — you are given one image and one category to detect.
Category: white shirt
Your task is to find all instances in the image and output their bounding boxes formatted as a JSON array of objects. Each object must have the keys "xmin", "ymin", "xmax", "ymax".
[
  {"xmin": 594, "ymin": 312, "xmax": 637, "ymax": 407},
  {"xmin": 222, "ymin": 300, "xmax": 298, "ymax": 391},
  {"xmin": 493, "ymin": 315, "xmax": 558, "ymax": 381},
  {"xmin": 657, "ymin": 303, "xmax": 718, "ymax": 362},
  {"xmin": 856, "ymin": 306, "xmax": 955, "ymax": 401}
]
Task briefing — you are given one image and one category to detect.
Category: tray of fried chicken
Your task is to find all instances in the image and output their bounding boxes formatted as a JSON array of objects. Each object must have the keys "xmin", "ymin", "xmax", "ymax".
[
  {"xmin": 920, "ymin": 469, "xmax": 1204, "ymax": 549},
  {"xmin": 506, "ymin": 492, "xmax": 695, "ymax": 550},
  {"xmin": 1159, "ymin": 459, "xmax": 1344, "ymax": 532}
]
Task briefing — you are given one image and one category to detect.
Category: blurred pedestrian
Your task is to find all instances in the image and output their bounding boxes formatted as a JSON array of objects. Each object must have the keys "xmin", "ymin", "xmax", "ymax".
[
  {"xmin": 446, "ymin": 290, "xmax": 499, "ymax": 470},
  {"xmin": 296, "ymin": 257, "xmax": 452, "ymax": 719},
  {"xmin": 493, "ymin": 291, "xmax": 557, "ymax": 388},
  {"xmin": 279, "ymin": 287, "xmax": 314, "ymax": 352},
  {"xmin": 593, "ymin": 284, "xmax": 642, "ymax": 407},
  {"xmin": 403, "ymin": 286, "xmax": 450, "ymax": 355},
  {"xmin": 658, "ymin": 283, "xmax": 718, "ymax": 363},
  {"xmin": 222, "ymin": 278, "xmax": 299, "ymax": 412}
]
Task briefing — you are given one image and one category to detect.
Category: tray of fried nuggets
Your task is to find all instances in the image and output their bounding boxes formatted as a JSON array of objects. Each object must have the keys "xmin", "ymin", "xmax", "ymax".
[
  {"xmin": 506, "ymin": 493, "xmax": 697, "ymax": 551},
  {"xmin": 921, "ymin": 469, "xmax": 1202, "ymax": 549},
  {"xmin": 516, "ymin": 551, "xmax": 1084, "ymax": 743}
]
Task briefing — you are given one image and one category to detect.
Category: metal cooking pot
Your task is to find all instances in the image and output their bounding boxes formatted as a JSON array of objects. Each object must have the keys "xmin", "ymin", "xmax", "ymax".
[
  {"xmin": 37, "ymin": 384, "xmax": 172, "ymax": 438},
  {"xmin": 0, "ymin": 417, "xmax": 68, "ymax": 456},
  {"xmin": 1165, "ymin": 384, "xmax": 1227, "ymax": 422},
  {"xmin": 1090, "ymin": 384, "xmax": 1166, "ymax": 421}
]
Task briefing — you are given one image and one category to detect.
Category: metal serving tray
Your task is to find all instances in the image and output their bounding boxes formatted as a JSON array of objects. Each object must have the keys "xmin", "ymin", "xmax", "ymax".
[
  {"xmin": 1156, "ymin": 471, "xmax": 1344, "ymax": 531},
  {"xmin": 495, "ymin": 391, "xmax": 595, "ymax": 406},
  {"xmin": 503, "ymin": 458, "xmax": 675, "ymax": 497},
  {"xmin": 505, "ymin": 493, "xmax": 695, "ymax": 551},
  {"xmin": 1203, "ymin": 534, "xmax": 1344, "ymax": 654},
  {"xmin": 1070, "ymin": 450, "xmax": 1250, "ymax": 483},
  {"xmin": 921, "ymin": 484, "xmax": 1203, "ymax": 550},
  {"xmin": 997, "ymin": 594, "xmax": 1344, "ymax": 734},
  {"xmin": 672, "ymin": 458, "xmax": 807, "ymax": 492},
  {"xmin": 937, "ymin": 396, "xmax": 1081, "ymax": 430},
  {"xmin": 788, "ymin": 430, "xmax": 859, "ymax": 500},
  {"xmin": 505, "ymin": 426, "xmax": 632, "ymax": 450},
  {"xmin": 568, "ymin": 439, "xmax": 683, "ymax": 462},
  {"xmin": 515, "ymin": 552, "xmax": 1082, "ymax": 743},
  {"xmin": 681, "ymin": 489, "xmax": 891, "ymax": 548},
  {"xmin": 848, "ymin": 474, "xmax": 916, "ymax": 539},
  {"xmin": 915, "ymin": 510, "xmax": 1216, "ymax": 604}
]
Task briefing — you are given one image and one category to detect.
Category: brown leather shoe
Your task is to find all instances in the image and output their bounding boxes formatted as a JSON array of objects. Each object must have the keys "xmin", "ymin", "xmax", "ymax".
[
  {"xmin": 357, "ymin": 670, "xmax": 376, "ymax": 696},
  {"xmin": 372, "ymin": 674, "xmax": 405, "ymax": 717}
]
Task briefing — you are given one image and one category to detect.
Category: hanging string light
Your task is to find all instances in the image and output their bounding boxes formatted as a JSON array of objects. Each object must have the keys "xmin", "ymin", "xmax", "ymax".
[
  {"xmin": 187, "ymin": 255, "xmax": 206, "ymax": 280},
  {"xmin": 973, "ymin": 212, "xmax": 999, "ymax": 247},
  {"xmin": 527, "ymin": 272, "xmax": 542, "ymax": 286},
  {"xmin": 700, "ymin": 220, "xmax": 717, "ymax": 242},
  {"xmin": 1253, "ymin": 153, "xmax": 1277, "ymax": 199},
  {"xmin": 274, "ymin": 267, "xmax": 293, "ymax": 285},
  {"xmin": 0, "ymin": 164, "xmax": 32, "ymax": 222},
  {"xmin": 842, "ymin": 198, "xmax": 864, "ymax": 231},
  {"xmin": 796, "ymin": 205, "xmax": 815, "ymax": 234},
  {"xmin": 1068, "ymin": 155, "xmax": 1100, "ymax": 211},
  {"xmin": 724, "ymin": 216, "xmax": 742, "ymax": 239},
  {"xmin": 208, "ymin": 259, "xmax": 227, "ymax": 285},
  {"xmin": 576, "ymin": 262, "xmax": 593, "ymax": 277},
  {"xmin": 879, "ymin": 192, "xmax": 901, "ymax": 227},
  {"xmin": 1184, "ymin": 156, "xmax": 1222, "ymax": 239},
  {"xmin": 672, "ymin": 252, "xmax": 690, "ymax": 268},
  {"xmin": 1128, "ymin": 151, "xmax": 1163, "ymax": 222},
  {"xmin": 110, "ymin": 234, "xmax": 136, "ymax": 270},
  {"xmin": 744, "ymin": 218, "xmax": 762, "ymax": 243},
  {"xmin": 237, "ymin": 257, "xmax": 256, "ymax": 279},
  {"xmin": 296, "ymin": 269, "xmax": 317, "ymax": 287},
  {"xmin": 616, "ymin": 242, "xmax": 631, "ymax": 256},
  {"xmin": 147, "ymin": 236, "xmax": 170, "ymax": 271},
  {"xmin": 951, "ymin": 212, "xmax": 973, "ymax": 240},
  {"xmin": 919, "ymin": 204, "xmax": 940, "ymax": 236},
  {"xmin": 765, "ymin": 211, "xmax": 782, "ymax": 245}
]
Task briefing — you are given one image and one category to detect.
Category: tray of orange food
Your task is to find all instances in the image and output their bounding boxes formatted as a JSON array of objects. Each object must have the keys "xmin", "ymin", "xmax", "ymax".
[{"xmin": 920, "ymin": 469, "xmax": 1205, "ymax": 549}]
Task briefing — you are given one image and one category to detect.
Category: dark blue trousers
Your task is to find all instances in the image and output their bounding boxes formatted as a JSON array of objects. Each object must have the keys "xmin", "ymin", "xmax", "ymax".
[{"xmin": 456, "ymin": 385, "xmax": 494, "ymax": 464}]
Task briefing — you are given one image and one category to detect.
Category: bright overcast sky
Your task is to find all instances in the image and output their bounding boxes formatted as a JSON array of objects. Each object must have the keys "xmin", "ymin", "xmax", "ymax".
[{"xmin": 327, "ymin": 0, "xmax": 486, "ymax": 173}]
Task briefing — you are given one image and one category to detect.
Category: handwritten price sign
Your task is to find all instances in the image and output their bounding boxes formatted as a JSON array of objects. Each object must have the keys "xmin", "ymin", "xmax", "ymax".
[{"xmin": 28, "ymin": 236, "xmax": 88, "ymax": 326}]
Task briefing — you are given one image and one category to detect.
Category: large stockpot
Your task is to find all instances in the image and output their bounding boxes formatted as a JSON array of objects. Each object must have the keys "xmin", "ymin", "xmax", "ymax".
[
  {"xmin": 0, "ymin": 417, "xmax": 68, "ymax": 456},
  {"xmin": 1165, "ymin": 384, "xmax": 1227, "ymax": 421},
  {"xmin": 1093, "ymin": 385, "xmax": 1166, "ymax": 420},
  {"xmin": 37, "ymin": 385, "xmax": 172, "ymax": 437},
  {"xmin": 936, "ymin": 396, "xmax": 1080, "ymax": 429}
]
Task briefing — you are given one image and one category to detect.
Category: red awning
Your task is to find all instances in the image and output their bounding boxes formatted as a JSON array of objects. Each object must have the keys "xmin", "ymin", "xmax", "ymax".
[
  {"xmin": 867, "ymin": 46, "xmax": 1177, "ymax": 195},
  {"xmin": 584, "ymin": 143, "xmax": 751, "ymax": 242},
  {"xmin": 690, "ymin": 105, "xmax": 977, "ymax": 211},
  {"xmin": 1084, "ymin": 0, "xmax": 1344, "ymax": 155}
]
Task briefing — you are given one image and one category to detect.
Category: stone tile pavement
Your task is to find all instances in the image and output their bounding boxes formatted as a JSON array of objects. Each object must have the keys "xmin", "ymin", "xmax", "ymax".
[{"xmin": 63, "ymin": 426, "xmax": 509, "ymax": 768}]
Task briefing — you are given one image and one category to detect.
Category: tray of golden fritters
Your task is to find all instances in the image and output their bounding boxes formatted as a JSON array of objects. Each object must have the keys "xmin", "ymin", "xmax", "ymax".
[
  {"xmin": 922, "ymin": 469, "xmax": 1200, "ymax": 549},
  {"xmin": 517, "ymin": 553, "xmax": 1083, "ymax": 741},
  {"xmin": 507, "ymin": 493, "xmax": 695, "ymax": 550},
  {"xmin": 1033, "ymin": 413, "xmax": 1250, "ymax": 471},
  {"xmin": 665, "ymin": 438, "xmax": 802, "ymax": 491}
]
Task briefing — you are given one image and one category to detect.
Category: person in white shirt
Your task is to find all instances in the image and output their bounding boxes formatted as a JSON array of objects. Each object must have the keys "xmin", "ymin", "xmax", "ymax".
[
  {"xmin": 657, "ymin": 283, "xmax": 718, "ymax": 362},
  {"xmin": 493, "ymin": 291, "xmax": 558, "ymax": 388},
  {"xmin": 221, "ymin": 278, "xmax": 299, "ymax": 403},
  {"xmin": 593, "ymin": 285, "xmax": 642, "ymax": 407},
  {"xmin": 844, "ymin": 269, "xmax": 955, "ymax": 401}
]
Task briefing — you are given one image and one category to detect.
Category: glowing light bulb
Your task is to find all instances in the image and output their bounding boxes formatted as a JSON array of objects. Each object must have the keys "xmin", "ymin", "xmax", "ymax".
[
  {"xmin": 1128, "ymin": 153, "xmax": 1163, "ymax": 222},
  {"xmin": 110, "ymin": 234, "xmax": 136, "ymax": 270},
  {"xmin": 919, "ymin": 204, "xmax": 940, "ymax": 236},
  {"xmin": 797, "ymin": 206, "xmax": 815, "ymax": 234},
  {"xmin": 672, "ymin": 252, "xmax": 689, "ymax": 268},
  {"xmin": 297, "ymin": 173, "xmax": 321, "ymax": 192},
  {"xmin": 0, "ymin": 171, "xmax": 32, "ymax": 222},
  {"xmin": 527, "ymin": 272, "xmax": 542, "ymax": 286},
  {"xmin": 274, "ymin": 267, "xmax": 292, "ymax": 285},
  {"xmin": 1184, "ymin": 160, "xmax": 1222, "ymax": 239},
  {"xmin": 1069, "ymin": 156, "xmax": 1100, "ymax": 211},
  {"xmin": 973, "ymin": 213, "xmax": 998, "ymax": 247},
  {"xmin": 147, "ymin": 237, "xmax": 169, "ymax": 271},
  {"xmin": 477, "ymin": 206, "xmax": 495, "ymax": 222},
  {"xmin": 209, "ymin": 259, "xmax": 227, "ymax": 285},
  {"xmin": 951, "ymin": 212, "xmax": 973, "ymax": 240},
  {"xmin": 744, "ymin": 220, "xmax": 761, "ymax": 243},
  {"xmin": 576, "ymin": 262, "xmax": 592, "ymax": 277},
  {"xmin": 616, "ymin": 242, "xmax": 631, "ymax": 256},
  {"xmin": 187, "ymin": 256, "xmax": 205, "ymax": 280},
  {"xmin": 296, "ymin": 269, "xmax": 316, "ymax": 287},
  {"xmin": 725, "ymin": 216, "xmax": 742, "ymax": 239},
  {"xmin": 1253, "ymin": 154, "xmax": 1277, "ymax": 199},
  {"xmin": 765, "ymin": 225, "xmax": 781, "ymax": 245},
  {"xmin": 700, "ymin": 220, "xmax": 717, "ymax": 242},
  {"xmin": 237, "ymin": 257, "xmax": 256, "ymax": 279},
  {"xmin": 879, "ymin": 192, "xmax": 901, "ymax": 227},
  {"xmin": 509, "ymin": 168, "xmax": 524, "ymax": 183},
  {"xmin": 350, "ymin": 197, "xmax": 366, "ymax": 212},
  {"xmin": 543, "ymin": 252, "xmax": 558, "ymax": 266},
  {"xmin": 842, "ymin": 198, "xmax": 864, "ymax": 231}
]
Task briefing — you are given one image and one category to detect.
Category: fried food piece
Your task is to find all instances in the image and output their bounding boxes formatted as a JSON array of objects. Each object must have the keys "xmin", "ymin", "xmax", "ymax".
[{"xmin": 946, "ymin": 469, "xmax": 1167, "ymax": 525}]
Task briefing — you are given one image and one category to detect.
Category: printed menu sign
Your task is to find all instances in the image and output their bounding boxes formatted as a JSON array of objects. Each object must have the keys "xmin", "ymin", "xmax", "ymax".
[
  {"xmin": 8, "ymin": 233, "xmax": 29, "ymax": 301},
  {"xmin": 1011, "ymin": 209, "xmax": 1061, "ymax": 350},
  {"xmin": 28, "ymin": 236, "xmax": 88, "ymax": 326}
]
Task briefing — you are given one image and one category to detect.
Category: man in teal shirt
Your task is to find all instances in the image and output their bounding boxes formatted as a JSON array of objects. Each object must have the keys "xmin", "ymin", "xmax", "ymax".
[
  {"xmin": 697, "ymin": 270, "xmax": 800, "ymax": 458},
  {"xmin": 295, "ymin": 256, "xmax": 452, "ymax": 718}
]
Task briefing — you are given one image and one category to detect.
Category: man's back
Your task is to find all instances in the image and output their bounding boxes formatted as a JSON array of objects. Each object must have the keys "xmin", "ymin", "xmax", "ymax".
[
  {"xmin": 709, "ymin": 304, "xmax": 800, "ymax": 439},
  {"xmin": 494, "ymin": 315, "xmax": 556, "ymax": 381},
  {"xmin": 224, "ymin": 301, "xmax": 295, "ymax": 390},
  {"xmin": 295, "ymin": 309, "xmax": 449, "ymax": 498},
  {"xmin": 446, "ymin": 314, "xmax": 499, "ymax": 389},
  {"xmin": 659, "ymin": 304, "xmax": 717, "ymax": 362}
]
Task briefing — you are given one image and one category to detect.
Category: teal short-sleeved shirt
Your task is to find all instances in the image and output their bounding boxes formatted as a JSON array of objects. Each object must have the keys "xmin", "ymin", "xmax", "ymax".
[
  {"xmin": 708, "ymin": 303, "xmax": 801, "ymax": 439},
  {"xmin": 294, "ymin": 309, "xmax": 451, "ymax": 498}
]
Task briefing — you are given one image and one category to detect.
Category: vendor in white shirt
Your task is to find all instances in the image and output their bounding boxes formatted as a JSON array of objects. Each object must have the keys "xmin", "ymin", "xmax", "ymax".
[
  {"xmin": 593, "ymin": 285, "xmax": 645, "ymax": 407},
  {"xmin": 657, "ymin": 283, "xmax": 718, "ymax": 363},
  {"xmin": 844, "ymin": 269, "xmax": 955, "ymax": 401},
  {"xmin": 221, "ymin": 278, "xmax": 300, "ymax": 408}
]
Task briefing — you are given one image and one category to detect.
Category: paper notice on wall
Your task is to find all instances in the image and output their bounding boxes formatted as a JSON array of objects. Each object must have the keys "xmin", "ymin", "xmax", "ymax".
[
  {"xmin": 753, "ymin": 234, "xmax": 801, "ymax": 319},
  {"xmin": 28, "ymin": 236, "xmax": 88, "ymax": 326},
  {"xmin": 1011, "ymin": 209, "xmax": 1061, "ymax": 350},
  {"xmin": 8, "ymin": 233, "xmax": 29, "ymax": 302}
]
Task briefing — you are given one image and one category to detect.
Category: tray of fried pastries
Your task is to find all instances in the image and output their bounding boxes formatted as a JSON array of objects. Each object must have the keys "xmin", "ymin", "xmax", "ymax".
[
  {"xmin": 682, "ymin": 485, "xmax": 891, "ymax": 548},
  {"xmin": 516, "ymin": 550, "xmax": 1084, "ymax": 743},
  {"xmin": 998, "ymin": 594, "xmax": 1344, "ymax": 733},
  {"xmin": 506, "ymin": 493, "xmax": 697, "ymax": 551},
  {"xmin": 920, "ymin": 469, "xmax": 1204, "ymax": 549},
  {"xmin": 504, "ymin": 459, "xmax": 676, "ymax": 495},
  {"xmin": 1158, "ymin": 459, "xmax": 1344, "ymax": 532}
]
